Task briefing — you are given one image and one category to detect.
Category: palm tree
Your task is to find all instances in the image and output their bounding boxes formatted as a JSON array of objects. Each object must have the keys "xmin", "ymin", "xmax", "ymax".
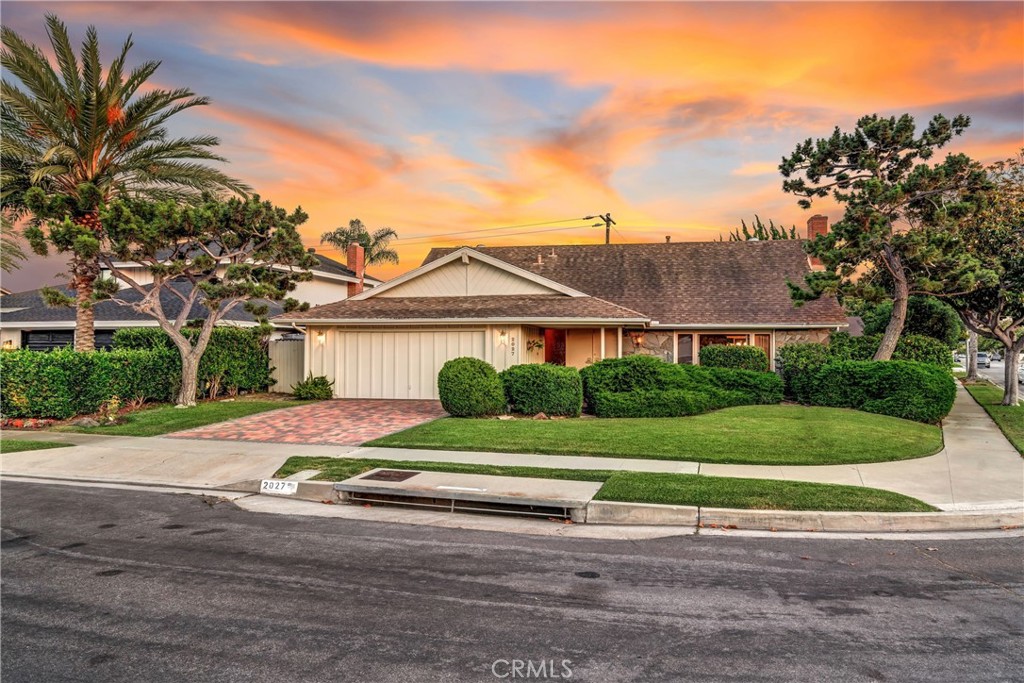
[
  {"xmin": 1, "ymin": 15, "xmax": 249, "ymax": 350},
  {"xmin": 320, "ymin": 219, "xmax": 399, "ymax": 287},
  {"xmin": 1, "ymin": 216, "xmax": 27, "ymax": 273}
]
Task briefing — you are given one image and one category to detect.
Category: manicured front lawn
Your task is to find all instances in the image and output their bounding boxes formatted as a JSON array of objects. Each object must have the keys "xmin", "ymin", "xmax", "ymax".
[
  {"xmin": 366, "ymin": 405, "xmax": 943, "ymax": 466},
  {"xmin": 0, "ymin": 439, "xmax": 71, "ymax": 453},
  {"xmin": 962, "ymin": 381, "xmax": 1023, "ymax": 455},
  {"xmin": 275, "ymin": 456, "xmax": 934, "ymax": 512},
  {"xmin": 54, "ymin": 397, "xmax": 312, "ymax": 437}
]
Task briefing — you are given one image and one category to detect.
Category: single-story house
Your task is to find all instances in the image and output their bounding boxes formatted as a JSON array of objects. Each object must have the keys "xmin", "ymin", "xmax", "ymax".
[
  {"xmin": 275, "ymin": 237, "xmax": 848, "ymax": 400},
  {"xmin": 0, "ymin": 244, "xmax": 379, "ymax": 350}
]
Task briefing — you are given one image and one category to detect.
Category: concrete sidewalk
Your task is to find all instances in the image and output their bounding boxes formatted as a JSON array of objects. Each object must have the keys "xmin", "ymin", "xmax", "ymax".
[{"xmin": 2, "ymin": 385, "xmax": 1022, "ymax": 509}]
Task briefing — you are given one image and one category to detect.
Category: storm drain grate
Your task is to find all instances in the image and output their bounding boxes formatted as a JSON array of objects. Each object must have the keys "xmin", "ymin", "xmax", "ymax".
[{"xmin": 360, "ymin": 469, "xmax": 420, "ymax": 483}]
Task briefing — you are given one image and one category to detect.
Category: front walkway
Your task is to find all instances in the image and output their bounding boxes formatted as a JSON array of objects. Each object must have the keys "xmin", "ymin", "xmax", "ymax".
[
  {"xmin": 166, "ymin": 399, "xmax": 447, "ymax": 446},
  {"xmin": 2, "ymin": 385, "xmax": 1021, "ymax": 508}
]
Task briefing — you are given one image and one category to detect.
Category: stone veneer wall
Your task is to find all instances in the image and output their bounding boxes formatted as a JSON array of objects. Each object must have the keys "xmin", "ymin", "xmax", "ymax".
[
  {"xmin": 621, "ymin": 331, "xmax": 674, "ymax": 363},
  {"xmin": 775, "ymin": 329, "xmax": 832, "ymax": 346}
]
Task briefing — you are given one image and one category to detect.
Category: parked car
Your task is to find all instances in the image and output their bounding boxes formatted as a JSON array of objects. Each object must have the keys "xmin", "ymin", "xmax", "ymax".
[
  {"xmin": 1019, "ymin": 364, "xmax": 1024, "ymax": 385},
  {"xmin": 977, "ymin": 352, "xmax": 991, "ymax": 368},
  {"xmin": 991, "ymin": 352, "xmax": 1001, "ymax": 362}
]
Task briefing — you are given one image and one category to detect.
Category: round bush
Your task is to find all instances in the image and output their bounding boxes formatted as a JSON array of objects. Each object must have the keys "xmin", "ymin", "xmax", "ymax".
[
  {"xmin": 437, "ymin": 357, "xmax": 506, "ymax": 417},
  {"xmin": 808, "ymin": 360, "xmax": 956, "ymax": 423},
  {"xmin": 499, "ymin": 364, "xmax": 582, "ymax": 417},
  {"xmin": 698, "ymin": 344, "xmax": 769, "ymax": 372}
]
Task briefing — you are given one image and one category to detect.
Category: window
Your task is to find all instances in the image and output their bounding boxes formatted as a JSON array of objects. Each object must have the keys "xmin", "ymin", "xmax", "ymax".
[
  {"xmin": 677, "ymin": 334, "xmax": 694, "ymax": 364},
  {"xmin": 698, "ymin": 334, "xmax": 750, "ymax": 349}
]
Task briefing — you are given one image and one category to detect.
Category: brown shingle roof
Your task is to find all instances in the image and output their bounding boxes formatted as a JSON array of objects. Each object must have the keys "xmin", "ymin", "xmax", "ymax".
[
  {"xmin": 423, "ymin": 241, "xmax": 846, "ymax": 326},
  {"xmin": 277, "ymin": 294, "xmax": 648, "ymax": 323}
]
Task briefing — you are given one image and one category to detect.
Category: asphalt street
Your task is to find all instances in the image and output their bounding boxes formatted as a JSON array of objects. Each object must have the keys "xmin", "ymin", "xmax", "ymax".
[{"xmin": 2, "ymin": 481, "xmax": 1022, "ymax": 683}]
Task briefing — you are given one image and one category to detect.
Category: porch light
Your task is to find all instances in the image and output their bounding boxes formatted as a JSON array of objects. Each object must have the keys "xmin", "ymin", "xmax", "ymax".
[
  {"xmin": 497, "ymin": 328, "xmax": 509, "ymax": 346},
  {"xmin": 628, "ymin": 330, "xmax": 645, "ymax": 346},
  {"xmin": 1, "ymin": 339, "xmax": 12, "ymax": 350},
  {"xmin": 316, "ymin": 331, "xmax": 326, "ymax": 345}
]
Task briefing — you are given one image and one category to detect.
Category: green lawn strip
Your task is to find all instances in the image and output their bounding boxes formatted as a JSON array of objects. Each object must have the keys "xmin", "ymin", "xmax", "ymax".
[
  {"xmin": 275, "ymin": 457, "xmax": 934, "ymax": 512},
  {"xmin": 366, "ymin": 405, "xmax": 943, "ymax": 466},
  {"xmin": 53, "ymin": 399, "xmax": 313, "ymax": 437},
  {"xmin": 962, "ymin": 381, "xmax": 1023, "ymax": 455},
  {"xmin": 0, "ymin": 439, "xmax": 71, "ymax": 453}
]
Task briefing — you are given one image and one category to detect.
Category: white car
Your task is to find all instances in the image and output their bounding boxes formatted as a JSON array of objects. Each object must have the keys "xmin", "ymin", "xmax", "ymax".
[{"xmin": 1018, "ymin": 364, "xmax": 1024, "ymax": 385}]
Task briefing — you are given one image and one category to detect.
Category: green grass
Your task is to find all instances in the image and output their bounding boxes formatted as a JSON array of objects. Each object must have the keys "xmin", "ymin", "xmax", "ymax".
[
  {"xmin": 366, "ymin": 405, "xmax": 943, "ymax": 466},
  {"xmin": 0, "ymin": 439, "xmax": 71, "ymax": 453},
  {"xmin": 962, "ymin": 381, "xmax": 1023, "ymax": 455},
  {"xmin": 275, "ymin": 456, "xmax": 935, "ymax": 512},
  {"xmin": 54, "ymin": 398, "xmax": 311, "ymax": 437}
]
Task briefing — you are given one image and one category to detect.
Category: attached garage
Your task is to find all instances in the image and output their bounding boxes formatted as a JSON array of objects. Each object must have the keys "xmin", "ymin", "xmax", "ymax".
[{"xmin": 332, "ymin": 329, "xmax": 486, "ymax": 399}]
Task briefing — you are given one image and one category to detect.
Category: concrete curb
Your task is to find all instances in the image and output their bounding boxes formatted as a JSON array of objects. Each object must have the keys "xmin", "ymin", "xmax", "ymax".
[{"xmin": 248, "ymin": 484, "xmax": 1024, "ymax": 533}]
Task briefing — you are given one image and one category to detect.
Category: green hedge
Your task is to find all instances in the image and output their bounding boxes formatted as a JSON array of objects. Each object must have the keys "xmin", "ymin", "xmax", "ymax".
[
  {"xmin": 777, "ymin": 343, "xmax": 833, "ymax": 403},
  {"xmin": 437, "ymin": 357, "xmax": 506, "ymax": 417},
  {"xmin": 699, "ymin": 344, "xmax": 770, "ymax": 372},
  {"xmin": 829, "ymin": 332, "xmax": 953, "ymax": 368},
  {"xmin": 0, "ymin": 348, "xmax": 176, "ymax": 419},
  {"xmin": 808, "ymin": 360, "xmax": 956, "ymax": 423},
  {"xmin": 114, "ymin": 327, "xmax": 273, "ymax": 395},
  {"xmin": 592, "ymin": 387, "xmax": 748, "ymax": 418},
  {"xmin": 579, "ymin": 355, "xmax": 783, "ymax": 417},
  {"xmin": 499, "ymin": 364, "xmax": 582, "ymax": 417}
]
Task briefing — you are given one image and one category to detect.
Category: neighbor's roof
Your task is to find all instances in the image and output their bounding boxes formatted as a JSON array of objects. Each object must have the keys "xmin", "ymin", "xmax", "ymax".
[
  {"xmin": 0, "ymin": 282, "xmax": 282, "ymax": 325},
  {"xmin": 276, "ymin": 294, "xmax": 648, "ymax": 323},
  {"xmin": 112, "ymin": 247, "xmax": 380, "ymax": 283},
  {"xmin": 423, "ymin": 241, "xmax": 847, "ymax": 326}
]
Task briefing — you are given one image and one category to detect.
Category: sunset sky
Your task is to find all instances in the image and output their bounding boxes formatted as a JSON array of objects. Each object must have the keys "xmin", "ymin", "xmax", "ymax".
[{"xmin": 2, "ymin": 1, "xmax": 1022, "ymax": 291}]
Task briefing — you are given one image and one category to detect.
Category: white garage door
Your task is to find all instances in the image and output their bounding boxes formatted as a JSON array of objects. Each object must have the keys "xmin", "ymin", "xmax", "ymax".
[{"xmin": 336, "ymin": 330, "xmax": 487, "ymax": 399}]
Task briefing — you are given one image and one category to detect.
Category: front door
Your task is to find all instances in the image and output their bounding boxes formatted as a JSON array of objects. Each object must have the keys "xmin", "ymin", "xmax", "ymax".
[{"xmin": 544, "ymin": 329, "xmax": 566, "ymax": 365}]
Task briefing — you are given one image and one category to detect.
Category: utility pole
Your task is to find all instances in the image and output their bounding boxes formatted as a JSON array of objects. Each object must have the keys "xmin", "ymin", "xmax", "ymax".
[{"xmin": 585, "ymin": 213, "xmax": 616, "ymax": 244}]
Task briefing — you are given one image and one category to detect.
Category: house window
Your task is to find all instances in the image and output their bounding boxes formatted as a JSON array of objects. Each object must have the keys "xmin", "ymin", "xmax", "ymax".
[
  {"xmin": 698, "ymin": 334, "xmax": 750, "ymax": 349},
  {"xmin": 677, "ymin": 334, "xmax": 694, "ymax": 364}
]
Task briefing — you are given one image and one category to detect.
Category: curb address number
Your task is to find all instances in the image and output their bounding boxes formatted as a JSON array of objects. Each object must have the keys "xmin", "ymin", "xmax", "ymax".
[{"xmin": 261, "ymin": 480, "xmax": 298, "ymax": 495}]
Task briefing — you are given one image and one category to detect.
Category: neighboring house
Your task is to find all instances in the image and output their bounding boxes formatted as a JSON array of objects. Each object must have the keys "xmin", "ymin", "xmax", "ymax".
[
  {"xmin": 275, "ymin": 237, "xmax": 848, "ymax": 400},
  {"xmin": 0, "ymin": 245, "xmax": 379, "ymax": 350}
]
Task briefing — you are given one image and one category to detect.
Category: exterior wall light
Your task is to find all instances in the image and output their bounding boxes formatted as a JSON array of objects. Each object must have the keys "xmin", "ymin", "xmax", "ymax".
[
  {"xmin": 497, "ymin": 328, "xmax": 509, "ymax": 347},
  {"xmin": 316, "ymin": 331, "xmax": 326, "ymax": 345},
  {"xmin": 628, "ymin": 330, "xmax": 646, "ymax": 346}
]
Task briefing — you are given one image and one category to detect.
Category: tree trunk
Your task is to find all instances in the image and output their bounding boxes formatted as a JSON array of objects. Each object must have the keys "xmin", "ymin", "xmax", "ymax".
[
  {"xmin": 874, "ymin": 270, "xmax": 909, "ymax": 361},
  {"xmin": 177, "ymin": 352, "xmax": 201, "ymax": 407},
  {"xmin": 1002, "ymin": 338, "xmax": 1022, "ymax": 406},
  {"xmin": 966, "ymin": 331, "xmax": 978, "ymax": 381},
  {"xmin": 71, "ymin": 212, "xmax": 103, "ymax": 352},
  {"xmin": 72, "ymin": 255, "xmax": 99, "ymax": 352}
]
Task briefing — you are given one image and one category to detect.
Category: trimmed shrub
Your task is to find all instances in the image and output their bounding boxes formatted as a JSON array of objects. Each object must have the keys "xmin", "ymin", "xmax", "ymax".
[
  {"xmin": 579, "ymin": 355, "xmax": 665, "ymax": 407},
  {"xmin": 499, "ymin": 364, "xmax": 582, "ymax": 417},
  {"xmin": 892, "ymin": 335, "xmax": 955, "ymax": 369},
  {"xmin": 829, "ymin": 332, "xmax": 954, "ymax": 368},
  {"xmin": 808, "ymin": 360, "xmax": 956, "ymax": 423},
  {"xmin": 0, "ymin": 348, "xmax": 176, "ymax": 419},
  {"xmin": 703, "ymin": 367, "xmax": 785, "ymax": 404},
  {"xmin": 292, "ymin": 373, "xmax": 334, "ymax": 400},
  {"xmin": 437, "ymin": 357, "xmax": 506, "ymax": 417},
  {"xmin": 579, "ymin": 355, "xmax": 783, "ymax": 417},
  {"xmin": 777, "ymin": 342, "xmax": 833, "ymax": 402},
  {"xmin": 592, "ymin": 387, "xmax": 748, "ymax": 418},
  {"xmin": 699, "ymin": 344, "xmax": 770, "ymax": 373},
  {"xmin": 114, "ymin": 327, "xmax": 273, "ymax": 396}
]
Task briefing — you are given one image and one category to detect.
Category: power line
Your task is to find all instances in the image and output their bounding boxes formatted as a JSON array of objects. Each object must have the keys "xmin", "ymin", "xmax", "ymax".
[
  {"xmin": 314, "ymin": 215, "xmax": 603, "ymax": 253},
  {"xmin": 398, "ymin": 222, "xmax": 602, "ymax": 246}
]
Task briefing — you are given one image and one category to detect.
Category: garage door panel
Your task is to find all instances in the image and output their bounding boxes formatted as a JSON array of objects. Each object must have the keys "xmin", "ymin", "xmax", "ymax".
[{"xmin": 333, "ymin": 330, "xmax": 485, "ymax": 399}]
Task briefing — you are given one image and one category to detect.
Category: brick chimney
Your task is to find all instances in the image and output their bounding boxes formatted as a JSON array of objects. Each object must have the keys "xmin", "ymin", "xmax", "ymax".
[
  {"xmin": 807, "ymin": 215, "xmax": 828, "ymax": 268},
  {"xmin": 347, "ymin": 243, "xmax": 365, "ymax": 297}
]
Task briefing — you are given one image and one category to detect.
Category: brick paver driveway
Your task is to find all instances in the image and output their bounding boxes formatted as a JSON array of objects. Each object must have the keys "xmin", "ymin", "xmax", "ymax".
[{"xmin": 168, "ymin": 399, "xmax": 447, "ymax": 446}]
